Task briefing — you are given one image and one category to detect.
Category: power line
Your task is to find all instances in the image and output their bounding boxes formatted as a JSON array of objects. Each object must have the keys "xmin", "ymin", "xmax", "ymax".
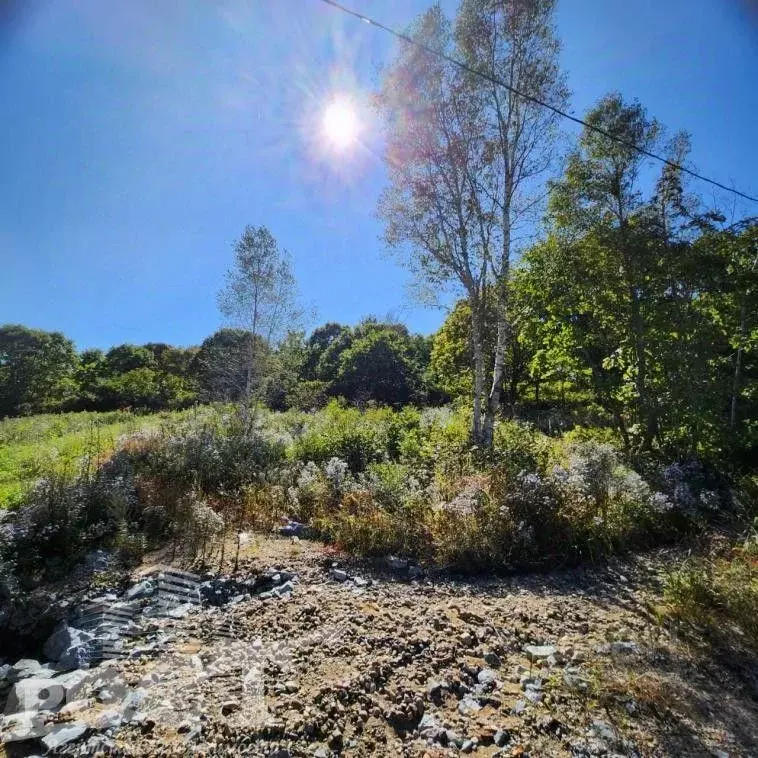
[{"xmin": 317, "ymin": 0, "xmax": 758, "ymax": 205}]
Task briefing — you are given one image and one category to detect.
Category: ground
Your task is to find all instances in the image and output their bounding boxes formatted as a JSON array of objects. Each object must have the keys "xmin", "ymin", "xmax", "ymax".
[{"xmin": 6, "ymin": 537, "xmax": 754, "ymax": 757}]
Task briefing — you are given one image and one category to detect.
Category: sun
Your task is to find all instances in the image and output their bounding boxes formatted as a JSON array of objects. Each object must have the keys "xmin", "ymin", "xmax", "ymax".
[{"xmin": 322, "ymin": 99, "xmax": 359, "ymax": 149}]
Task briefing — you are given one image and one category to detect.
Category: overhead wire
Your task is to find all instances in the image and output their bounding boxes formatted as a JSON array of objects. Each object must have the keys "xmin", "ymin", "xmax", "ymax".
[{"xmin": 317, "ymin": 0, "xmax": 758, "ymax": 204}]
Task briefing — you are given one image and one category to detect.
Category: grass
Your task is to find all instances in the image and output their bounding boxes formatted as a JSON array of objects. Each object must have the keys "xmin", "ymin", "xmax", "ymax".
[
  {"xmin": 663, "ymin": 528, "xmax": 758, "ymax": 651},
  {"xmin": 0, "ymin": 408, "xmax": 206, "ymax": 508}
]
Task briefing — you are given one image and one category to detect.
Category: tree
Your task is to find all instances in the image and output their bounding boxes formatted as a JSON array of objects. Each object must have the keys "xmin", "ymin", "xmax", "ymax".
[
  {"xmin": 194, "ymin": 329, "xmax": 268, "ymax": 404},
  {"xmin": 377, "ymin": 5, "xmax": 499, "ymax": 442},
  {"xmin": 455, "ymin": 0, "xmax": 569, "ymax": 444},
  {"xmin": 377, "ymin": 0, "xmax": 567, "ymax": 445},
  {"xmin": 0, "ymin": 325, "xmax": 77, "ymax": 416},
  {"xmin": 546, "ymin": 93, "xmax": 684, "ymax": 450},
  {"xmin": 105, "ymin": 344, "xmax": 156, "ymax": 375},
  {"xmin": 218, "ymin": 225, "xmax": 301, "ymax": 429},
  {"xmin": 335, "ymin": 327, "xmax": 423, "ymax": 406}
]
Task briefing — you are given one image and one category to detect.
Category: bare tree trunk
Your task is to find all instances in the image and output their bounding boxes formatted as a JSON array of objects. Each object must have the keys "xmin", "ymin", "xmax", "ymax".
[
  {"xmin": 483, "ymin": 308, "xmax": 507, "ymax": 447},
  {"xmin": 483, "ymin": 225, "xmax": 511, "ymax": 447},
  {"xmin": 471, "ymin": 303, "xmax": 485, "ymax": 444}
]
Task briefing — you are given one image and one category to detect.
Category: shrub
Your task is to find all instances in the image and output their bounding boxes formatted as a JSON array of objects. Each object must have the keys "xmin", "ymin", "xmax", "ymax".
[
  {"xmin": 320, "ymin": 491, "xmax": 428, "ymax": 558},
  {"xmin": 291, "ymin": 401, "xmax": 391, "ymax": 471},
  {"xmin": 128, "ymin": 421, "xmax": 285, "ymax": 493},
  {"xmin": 664, "ymin": 533, "xmax": 758, "ymax": 650},
  {"xmin": 493, "ymin": 420, "xmax": 551, "ymax": 479}
]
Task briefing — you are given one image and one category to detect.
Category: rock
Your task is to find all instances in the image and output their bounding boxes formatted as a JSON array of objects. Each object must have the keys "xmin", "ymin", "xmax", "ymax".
[
  {"xmin": 0, "ymin": 710, "xmax": 51, "ymax": 742},
  {"xmin": 280, "ymin": 520, "xmax": 307, "ymax": 538},
  {"xmin": 8, "ymin": 658, "xmax": 51, "ymax": 682},
  {"xmin": 259, "ymin": 580, "xmax": 295, "ymax": 600},
  {"xmin": 484, "ymin": 651, "xmax": 502, "ymax": 668},
  {"xmin": 610, "ymin": 641, "xmax": 638, "ymax": 655},
  {"xmin": 408, "ymin": 565, "xmax": 424, "ymax": 580},
  {"xmin": 41, "ymin": 722, "xmax": 87, "ymax": 750},
  {"xmin": 385, "ymin": 555, "xmax": 409, "ymax": 572},
  {"xmin": 461, "ymin": 739, "xmax": 476, "ymax": 753},
  {"xmin": 222, "ymin": 700, "xmax": 240, "ymax": 716},
  {"xmin": 166, "ymin": 603, "xmax": 195, "ymax": 619},
  {"xmin": 5, "ymin": 677, "xmax": 66, "ymax": 714},
  {"xmin": 43, "ymin": 623, "xmax": 92, "ymax": 663},
  {"xmin": 125, "ymin": 579, "xmax": 156, "ymax": 600},
  {"xmin": 59, "ymin": 699, "xmax": 90, "ymax": 716},
  {"xmin": 590, "ymin": 719, "xmax": 616, "ymax": 742},
  {"xmin": 511, "ymin": 700, "xmax": 527, "ymax": 716},
  {"xmin": 563, "ymin": 668, "xmax": 590, "ymax": 693},
  {"xmin": 477, "ymin": 668, "xmax": 497, "ymax": 687},
  {"xmin": 329, "ymin": 569, "xmax": 349, "ymax": 582},
  {"xmin": 427, "ymin": 679, "xmax": 447, "ymax": 701},
  {"xmin": 95, "ymin": 710, "xmax": 123, "ymax": 730},
  {"xmin": 523, "ymin": 644, "xmax": 557, "ymax": 661},
  {"xmin": 418, "ymin": 713, "xmax": 443, "ymax": 740},
  {"xmin": 494, "ymin": 729, "xmax": 509, "ymax": 747},
  {"xmin": 458, "ymin": 694, "xmax": 482, "ymax": 716},
  {"xmin": 596, "ymin": 640, "xmax": 638, "ymax": 656}
]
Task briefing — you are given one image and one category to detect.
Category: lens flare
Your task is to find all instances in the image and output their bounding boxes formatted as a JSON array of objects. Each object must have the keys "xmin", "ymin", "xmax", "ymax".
[{"xmin": 322, "ymin": 99, "xmax": 359, "ymax": 149}]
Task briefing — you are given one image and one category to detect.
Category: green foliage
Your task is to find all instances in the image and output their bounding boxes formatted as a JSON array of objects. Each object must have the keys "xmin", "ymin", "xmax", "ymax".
[
  {"xmin": 291, "ymin": 401, "xmax": 401, "ymax": 472},
  {"xmin": 0, "ymin": 324, "xmax": 78, "ymax": 417},
  {"xmin": 664, "ymin": 533, "xmax": 758, "ymax": 650}
]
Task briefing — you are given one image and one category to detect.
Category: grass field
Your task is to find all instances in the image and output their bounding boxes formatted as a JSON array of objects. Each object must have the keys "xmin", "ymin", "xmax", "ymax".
[{"xmin": 0, "ymin": 408, "xmax": 198, "ymax": 508}]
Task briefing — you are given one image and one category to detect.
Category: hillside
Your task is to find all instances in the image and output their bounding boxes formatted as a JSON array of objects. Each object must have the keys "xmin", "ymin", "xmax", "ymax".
[{"xmin": 2, "ymin": 536, "xmax": 757, "ymax": 757}]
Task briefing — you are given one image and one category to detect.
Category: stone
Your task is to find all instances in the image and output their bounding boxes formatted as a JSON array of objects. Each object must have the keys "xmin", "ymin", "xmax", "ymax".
[
  {"xmin": 41, "ymin": 722, "xmax": 87, "ymax": 750},
  {"xmin": 385, "ymin": 555, "xmax": 408, "ymax": 572},
  {"xmin": 8, "ymin": 658, "xmax": 50, "ymax": 682},
  {"xmin": 523, "ymin": 644, "xmax": 557, "ymax": 661},
  {"xmin": 59, "ymin": 699, "xmax": 90, "ymax": 716},
  {"xmin": 477, "ymin": 668, "xmax": 497, "ymax": 687},
  {"xmin": 610, "ymin": 641, "xmax": 638, "ymax": 655},
  {"xmin": 95, "ymin": 710, "xmax": 123, "ymax": 730},
  {"xmin": 329, "ymin": 569, "xmax": 349, "ymax": 582},
  {"xmin": 5, "ymin": 677, "xmax": 66, "ymax": 714},
  {"xmin": 461, "ymin": 739, "xmax": 476, "ymax": 753},
  {"xmin": 563, "ymin": 668, "xmax": 590, "ymax": 693},
  {"xmin": 166, "ymin": 603, "xmax": 195, "ymax": 619},
  {"xmin": 0, "ymin": 710, "xmax": 51, "ymax": 742},
  {"xmin": 427, "ymin": 679, "xmax": 447, "ymax": 700},
  {"xmin": 511, "ymin": 700, "xmax": 527, "ymax": 716},
  {"xmin": 125, "ymin": 579, "xmax": 156, "ymax": 600},
  {"xmin": 457, "ymin": 694, "xmax": 482, "ymax": 716},
  {"xmin": 418, "ymin": 713, "xmax": 443, "ymax": 740},
  {"xmin": 590, "ymin": 719, "xmax": 616, "ymax": 742},
  {"xmin": 494, "ymin": 729, "xmax": 509, "ymax": 747},
  {"xmin": 43, "ymin": 623, "xmax": 93, "ymax": 665},
  {"xmin": 484, "ymin": 651, "xmax": 502, "ymax": 668},
  {"xmin": 444, "ymin": 729, "xmax": 462, "ymax": 747}
]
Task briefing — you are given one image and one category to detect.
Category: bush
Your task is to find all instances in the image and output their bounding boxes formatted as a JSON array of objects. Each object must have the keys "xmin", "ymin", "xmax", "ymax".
[
  {"xmin": 291, "ymin": 401, "xmax": 394, "ymax": 471},
  {"xmin": 128, "ymin": 420, "xmax": 285, "ymax": 493},
  {"xmin": 664, "ymin": 532, "xmax": 758, "ymax": 650}
]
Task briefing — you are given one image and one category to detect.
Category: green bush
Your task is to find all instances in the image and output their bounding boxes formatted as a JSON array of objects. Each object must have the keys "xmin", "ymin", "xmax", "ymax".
[
  {"xmin": 291, "ymin": 401, "xmax": 392, "ymax": 471},
  {"xmin": 664, "ymin": 533, "xmax": 758, "ymax": 650}
]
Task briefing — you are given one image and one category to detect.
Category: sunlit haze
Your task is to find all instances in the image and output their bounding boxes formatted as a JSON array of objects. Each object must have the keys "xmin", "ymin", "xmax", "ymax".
[{"xmin": 322, "ymin": 99, "xmax": 360, "ymax": 149}]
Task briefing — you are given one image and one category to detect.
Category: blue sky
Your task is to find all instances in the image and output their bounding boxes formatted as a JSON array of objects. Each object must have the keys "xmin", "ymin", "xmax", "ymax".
[{"xmin": 1, "ymin": 0, "xmax": 757, "ymax": 350}]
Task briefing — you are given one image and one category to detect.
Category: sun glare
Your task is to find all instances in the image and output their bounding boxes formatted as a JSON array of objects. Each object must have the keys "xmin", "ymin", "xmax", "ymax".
[{"xmin": 322, "ymin": 99, "xmax": 359, "ymax": 149}]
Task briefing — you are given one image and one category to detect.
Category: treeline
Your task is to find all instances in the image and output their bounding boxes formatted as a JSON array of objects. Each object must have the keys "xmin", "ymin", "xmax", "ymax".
[{"xmin": 0, "ymin": 319, "xmax": 438, "ymax": 417}]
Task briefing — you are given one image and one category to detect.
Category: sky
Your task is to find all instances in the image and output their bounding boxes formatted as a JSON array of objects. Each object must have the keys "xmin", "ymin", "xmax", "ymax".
[{"xmin": 1, "ymin": 0, "xmax": 757, "ymax": 351}]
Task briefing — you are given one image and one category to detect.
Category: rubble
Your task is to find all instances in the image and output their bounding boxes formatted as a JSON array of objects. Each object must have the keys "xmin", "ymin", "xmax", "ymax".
[{"xmin": 0, "ymin": 539, "xmax": 755, "ymax": 756}]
